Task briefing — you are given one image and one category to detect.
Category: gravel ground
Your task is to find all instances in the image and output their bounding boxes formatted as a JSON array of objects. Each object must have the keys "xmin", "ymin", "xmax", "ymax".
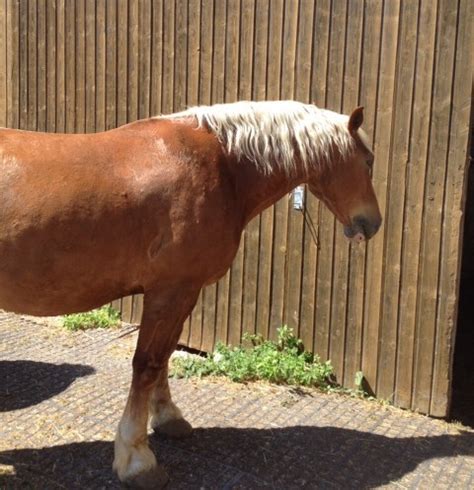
[{"xmin": 1, "ymin": 311, "xmax": 473, "ymax": 489}]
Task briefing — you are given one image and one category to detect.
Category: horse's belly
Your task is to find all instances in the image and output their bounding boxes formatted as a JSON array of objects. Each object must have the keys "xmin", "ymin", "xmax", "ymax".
[{"xmin": 0, "ymin": 232, "xmax": 143, "ymax": 316}]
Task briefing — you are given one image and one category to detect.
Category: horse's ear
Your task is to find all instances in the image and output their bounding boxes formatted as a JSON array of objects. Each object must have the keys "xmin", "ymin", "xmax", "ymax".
[{"xmin": 348, "ymin": 106, "xmax": 364, "ymax": 134}]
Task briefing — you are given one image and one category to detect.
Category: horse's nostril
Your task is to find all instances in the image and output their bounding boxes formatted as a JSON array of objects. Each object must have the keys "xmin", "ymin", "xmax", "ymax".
[{"xmin": 352, "ymin": 215, "xmax": 381, "ymax": 239}]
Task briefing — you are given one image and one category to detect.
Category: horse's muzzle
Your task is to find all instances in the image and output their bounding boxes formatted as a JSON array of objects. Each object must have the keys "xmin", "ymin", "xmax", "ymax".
[{"xmin": 344, "ymin": 215, "xmax": 382, "ymax": 243}]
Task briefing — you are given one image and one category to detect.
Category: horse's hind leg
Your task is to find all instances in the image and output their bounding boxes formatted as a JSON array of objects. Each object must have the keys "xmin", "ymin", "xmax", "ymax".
[
  {"xmin": 113, "ymin": 284, "xmax": 199, "ymax": 488},
  {"xmin": 149, "ymin": 363, "xmax": 193, "ymax": 438}
]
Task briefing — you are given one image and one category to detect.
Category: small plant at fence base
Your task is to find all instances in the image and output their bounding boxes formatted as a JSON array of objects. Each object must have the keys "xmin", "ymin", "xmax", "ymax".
[
  {"xmin": 171, "ymin": 325, "xmax": 336, "ymax": 390},
  {"xmin": 62, "ymin": 305, "xmax": 121, "ymax": 331}
]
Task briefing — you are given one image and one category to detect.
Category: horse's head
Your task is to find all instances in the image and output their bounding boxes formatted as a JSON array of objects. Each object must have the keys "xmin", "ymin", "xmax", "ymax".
[{"xmin": 308, "ymin": 107, "xmax": 382, "ymax": 243}]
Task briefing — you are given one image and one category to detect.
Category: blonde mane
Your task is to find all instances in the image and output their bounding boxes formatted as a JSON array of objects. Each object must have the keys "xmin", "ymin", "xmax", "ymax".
[{"xmin": 163, "ymin": 100, "xmax": 355, "ymax": 175}]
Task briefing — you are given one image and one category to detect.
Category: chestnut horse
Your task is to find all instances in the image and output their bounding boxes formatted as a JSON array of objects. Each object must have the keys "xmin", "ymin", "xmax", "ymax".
[{"xmin": 0, "ymin": 101, "xmax": 381, "ymax": 487}]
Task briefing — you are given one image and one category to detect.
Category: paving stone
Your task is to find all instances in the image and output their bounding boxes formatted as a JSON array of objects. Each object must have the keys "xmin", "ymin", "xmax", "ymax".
[{"xmin": 1, "ymin": 312, "xmax": 473, "ymax": 489}]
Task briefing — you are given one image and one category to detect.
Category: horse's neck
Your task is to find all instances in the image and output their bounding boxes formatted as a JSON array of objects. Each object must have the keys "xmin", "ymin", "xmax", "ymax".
[{"xmin": 234, "ymin": 158, "xmax": 307, "ymax": 225}]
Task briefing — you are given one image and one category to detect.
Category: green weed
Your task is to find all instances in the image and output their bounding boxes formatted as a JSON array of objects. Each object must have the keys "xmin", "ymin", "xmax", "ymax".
[
  {"xmin": 62, "ymin": 305, "xmax": 120, "ymax": 331},
  {"xmin": 171, "ymin": 326, "xmax": 335, "ymax": 389}
]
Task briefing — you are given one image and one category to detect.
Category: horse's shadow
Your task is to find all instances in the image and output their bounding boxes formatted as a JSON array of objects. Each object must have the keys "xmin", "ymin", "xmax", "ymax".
[
  {"xmin": 0, "ymin": 360, "xmax": 95, "ymax": 411},
  {"xmin": 0, "ymin": 426, "xmax": 472, "ymax": 489}
]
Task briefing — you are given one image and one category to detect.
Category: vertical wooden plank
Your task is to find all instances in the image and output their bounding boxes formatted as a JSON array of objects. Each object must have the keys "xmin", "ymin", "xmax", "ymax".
[
  {"xmin": 198, "ymin": 0, "xmax": 212, "ymax": 105},
  {"xmin": 85, "ymin": 0, "xmax": 95, "ymax": 133},
  {"xmin": 266, "ymin": 0, "xmax": 284, "ymax": 340},
  {"xmin": 36, "ymin": 0, "xmax": 46, "ymax": 132},
  {"xmin": 126, "ymin": 0, "xmax": 141, "ymax": 323},
  {"xmin": 127, "ymin": 0, "xmax": 138, "ymax": 121},
  {"xmin": 149, "ymin": 0, "xmax": 163, "ymax": 116},
  {"xmin": 287, "ymin": 0, "xmax": 314, "ymax": 346},
  {"xmin": 281, "ymin": 0, "xmax": 301, "ymax": 336},
  {"xmin": 431, "ymin": 0, "xmax": 472, "ymax": 416},
  {"xmin": 46, "ymin": 0, "xmax": 56, "ymax": 133},
  {"xmin": 7, "ymin": 0, "xmax": 20, "ymax": 129},
  {"xmin": 115, "ymin": 0, "xmax": 131, "ymax": 321},
  {"xmin": 212, "ymin": 0, "xmax": 229, "ymax": 345},
  {"xmin": 395, "ymin": 0, "xmax": 437, "ymax": 410},
  {"xmin": 105, "ymin": 0, "xmax": 117, "ymax": 129},
  {"xmin": 348, "ymin": 0, "xmax": 382, "ymax": 387},
  {"xmin": 161, "ymin": 0, "xmax": 174, "ymax": 114},
  {"xmin": 116, "ymin": 0, "xmax": 127, "ymax": 126},
  {"xmin": 224, "ymin": 0, "xmax": 239, "ymax": 103},
  {"xmin": 295, "ymin": 0, "xmax": 316, "ymax": 350},
  {"xmin": 174, "ymin": 0, "xmax": 187, "ymax": 112},
  {"xmin": 225, "ymin": 0, "xmax": 243, "ymax": 347},
  {"xmin": 252, "ymin": 0, "xmax": 268, "ymax": 103},
  {"xmin": 0, "ymin": 0, "xmax": 7, "ymax": 127},
  {"xmin": 172, "ymin": 0, "xmax": 192, "ymax": 340},
  {"xmin": 340, "ymin": 0, "xmax": 364, "ymax": 388},
  {"xmin": 237, "ymin": 0, "xmax": 254, "ymax": 101},
  {"xmin": 138, "ymin": 0, "xmax": 151, "ymax": 119},
  {"xmin": 129, "ymin": 1, "xmax": 152, "ymax": 324},
  {"xmin": 298, "ymin": 2, "xmax": 318, "ymax": 351},
  {"xmin": 95, "ymin": 0, "xmax": 105, "ymax": 131},
  {"xmin": 186, "ymin": 0, "xmax": 205, "ymax": 350},
  {"xmin": 253, "ymin": 0, "xmax": 271, "ymax": 340},
  {"xmin": 412, "ymin": 0, "xmax": 458, "ymax": 414},
  {"xmin": 27, "ymin": 0, "xmax": 37, "ymax": 130},
  {"xmin": 269, "ymin": 0, "xmax": 291, "ymax": 341},
  {"xmin": 376, "ymin": 0, "xmax": 419, "ymax": 401},
  {"xmin": 56, "ymin": 0, "xmax": 65, "ymax": 132},
  {"xmin": 186, "ymin": 0, "xmax": 201, "ymax": 110},
  {"xmin": 362, "ymin": 0, "xmax": 400, "ymax": 393},
  {"xmin": 191, "ymin": 0, "xmax": 215, "ymax": 348},
  {"xmin": 240, "ymin": 0, "xmax": 259, "ymax": 339},
  {"xmin": 64, "ymin": 0, "xmax": 75, "ymax": 132},
  {"xmin": 75, "ymin": 0, "xmax": 85, "ymax": 133},
  {"xmin": 186, "ymin": 0, "xmax": 201, "ymax": 106},
  {"xmin": 129, "ymin": 0, "xmax": 146, "ymax": 323},
  {"xmin": 315, "ymin": 0, "xmax": 345, "ymax": 368},
  {"xmin": 103, "ymin": 0, "xmax": 119, "ymax": 314},
  {"xmin": 327, "ymin": 0, "xmax": 348, "ymax": 380},
  {"xmin": 311, "ymin": 0, "xmax": 330, "ymax": 360},
  {"xmin": 18, "ymin": 0, "xmax": 27, "ymax": 129}
]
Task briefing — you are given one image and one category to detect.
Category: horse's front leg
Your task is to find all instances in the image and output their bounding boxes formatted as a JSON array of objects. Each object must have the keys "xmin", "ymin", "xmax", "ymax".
[{"xmin": 113, "ymin": 284, "xmax": 199, "ymax": 488}]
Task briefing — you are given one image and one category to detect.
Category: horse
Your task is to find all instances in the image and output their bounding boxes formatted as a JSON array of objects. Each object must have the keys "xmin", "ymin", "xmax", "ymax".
[{"xmin": 0, "ymin": 100, "xmax": 381, "ymax": 488}]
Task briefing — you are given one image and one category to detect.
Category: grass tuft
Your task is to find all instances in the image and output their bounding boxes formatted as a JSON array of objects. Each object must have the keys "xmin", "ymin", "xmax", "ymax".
[{"xmin": 62, "ymin": 305, "xmax": 121, "ymax": 331}]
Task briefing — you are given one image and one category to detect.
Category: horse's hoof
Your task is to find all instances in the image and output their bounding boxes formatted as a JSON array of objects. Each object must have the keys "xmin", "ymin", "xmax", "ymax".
[
  {"xmin": 153, "ymin": 418, "xmax": 193, "ymax": 439},
  {"xmin": 123, "ymin": 463, "xmax": 169, "ymax": 489}
]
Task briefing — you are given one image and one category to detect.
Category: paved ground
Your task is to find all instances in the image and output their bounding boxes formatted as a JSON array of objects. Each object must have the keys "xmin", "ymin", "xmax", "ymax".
[{"xmin": 1, "ymin": 312, "xmax": 473, "ymax": 489}]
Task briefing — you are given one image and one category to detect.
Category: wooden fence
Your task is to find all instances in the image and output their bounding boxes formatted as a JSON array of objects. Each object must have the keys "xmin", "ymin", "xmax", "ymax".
[{"xmin": 0, "ymin": 0, "xmax": 472, "ymax": 417}]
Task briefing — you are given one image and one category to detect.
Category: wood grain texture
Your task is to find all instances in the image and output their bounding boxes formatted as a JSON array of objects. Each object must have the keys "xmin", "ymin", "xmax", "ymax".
[
  {"xmin": 377, "ymin": 0, "xmax": 419, "ymax": 402},
  {"xmin": 327, "ymin": 0, "xmax": 348, "ymax": 380},
  {"xmin": 0, "ymin": 0, "xmax": 6, "ymax": 127},
  {"xmin": 394, "ymin": 0, "xmax": 437, "ymax": 410},
  {"xmin": 341, "ymin": 0, "xmax": 364, "ymax": 389},
  {"xmin": 312, "ymin": 0, "xmax": 331, "ymax": 361},
  {"xmin": 412, "ymin": 0, "xmax": 459, "ymax": 414},
  {"xmin": 431, "ymin": 0, "xmax": 473, "ymax": 416},
  {"xmin": 362, "ymin": 0, "xmax": 400, "ymax": 395}
]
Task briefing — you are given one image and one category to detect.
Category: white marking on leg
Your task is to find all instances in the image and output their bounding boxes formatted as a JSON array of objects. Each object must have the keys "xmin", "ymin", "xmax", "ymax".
[{"xmin": 113, "ymin": 404, "xmax": 156, "ymax": 482}]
